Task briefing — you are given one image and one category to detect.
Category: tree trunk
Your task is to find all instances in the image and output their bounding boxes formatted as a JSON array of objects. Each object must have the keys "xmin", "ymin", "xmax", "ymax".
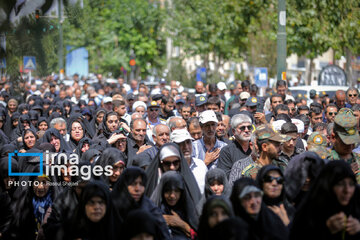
[
  {"xmin": 306, "ymin": 58, "xmax": 313, "ymax": 85},
  {"xmin": 345, "ymin": 47, "xmax": 353, "ymax": 87}
]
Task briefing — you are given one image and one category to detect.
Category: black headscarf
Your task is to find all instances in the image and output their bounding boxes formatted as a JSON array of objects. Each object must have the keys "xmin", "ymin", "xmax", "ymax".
[
  {"xmin": 68, "ymin": 181, "xmax": 118, "ymax": 240},
  {"xmin": 21, "ymin": 128, "xmax": 38, "ymax": 150},
  {"xmin": 80, "ymin": 149, "xmax": 101, "ymax": 164},
  {"xmin": 94, "ymin": 111, "xmax": 118, "ymax": 141},
  {"xmin": 10, "ymin": 114, "xmax": 36, "ymax": 142},
  {"xmin": 231, "ymin": 177, "xmax": 289, "ymax": 240},
  {"xmin": 67, "ymin": 118, "xmax": 86, "ymax": 151},
  {"xmin": 67, "ymin": 113, "xmax": 95, "ymax": 139},
  {"xmin": 0, "ymin": 106, "xmax": 12, "ymax": 136},
  {"xmin": 42, "ymin": 128, "xmax": 71, "ymax": 153},
  {"xmin": 62, "ymin": 100, "xmax": 73, "ymax": 118},
  {"xmin": 95, "ymin": 148, "xmax": 126, "ymax": 188},
  {"xmin": 290, "ymin": 160, "xmax": 360, "ymax": 240},
  {"xmin": 284, "ymin": 151, "xmax": 327, "ymax": 206},
  {"xmin": 75, "ymin": 137, "xmax": 93, "ymax": 158},
  {"xmin": 36, "ymin": 117, "xmax": 49, "ymax": 131},
  {"xmin": 151, "ymin": 171, "xmax": 199, "ymax": 230},
  {"xmin": 90, "ymin": 108, "xmax": 106, "ymax": 133},
  {"xmin": 197, "ymin": 195, "xmax": 236, "ymax": 240},
  {"xmin": 145, "ymin": 142, "xmax": 201, "ymax": 205},
  {"xmin": 257, "ymin": 165, "xmax": 296, "ymax": 222}
]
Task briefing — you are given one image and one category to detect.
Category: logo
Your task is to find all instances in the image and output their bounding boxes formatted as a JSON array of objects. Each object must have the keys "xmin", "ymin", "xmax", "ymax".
[
  {"xmin": 251, "ymin": 97, "xmax": 257, "ymax": 103},
  {"xmin": 8, "ymin": 151, "xmax": 43, "ymax": 176},
  {"xmin": 313, "ymin": 135, "xmax": 324, "ymax": 145},
  {"xmin": 200, "ymin": 96, "xmax": 205, "ymax": 101}
]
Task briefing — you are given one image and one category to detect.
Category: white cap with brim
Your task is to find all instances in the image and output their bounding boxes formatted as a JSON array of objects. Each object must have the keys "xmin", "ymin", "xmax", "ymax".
[
  {"xmin": 199, "ymin": 110, "xmax": 218, "ymax": 124},
  {"xmin": 103, "ymin": 96, "xmax": 113, "ymax": 103},
  {"xmin": 170, "ymin": 129, "xmax": 194, "ymax": 143},
  {"xmin": 159, "ymin": 145, "xmax": 181, "ymax": 162},
  {"xmin": 291, "ymin": 119, "xmax": 304, "ymax": 133}
]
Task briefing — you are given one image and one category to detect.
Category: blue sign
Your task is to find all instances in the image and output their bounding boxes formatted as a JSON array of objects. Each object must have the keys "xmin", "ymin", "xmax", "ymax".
[
  {"xmin": 196, "ymin": 67, "xmax": 206, "ymax": 82},
  {"xmin": 254, "ymin": 67, "xmax": 268, "ymax": 87},
  {"xmin": 0, "ymin": 58, "xmax": 5, "ymax": 68},
  {"xmin": 66, "ymin": 46, "xmax": 89, "ymax": 77},
  {"xmin": 23, "ymin": 56, "xmax": 36, "ymax": 70},
  {"xmin": 8, "ymin": 151, "xmax": 43, "ymax": 176}
]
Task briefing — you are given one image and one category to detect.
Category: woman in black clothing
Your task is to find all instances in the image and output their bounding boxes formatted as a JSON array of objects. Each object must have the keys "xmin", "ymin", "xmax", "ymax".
[
  {"xmin": 67, "ymin": 119, "xmax": 86, "ymax": 151},
  {"xmin": 290, "ymin": 160, "xmax": 360, "ymax": 240},
  {"xmin": 20, "ymin": 128, "xmax": 38, "ymax": 152},
  {"xmin": 42, "ymin": 128, "xmax": 72, "ymax": 153},
  {"xmin": 112, "ymin": 167, "xmax": 171, "ymax": 240},
  {"xmin": 65, "ymin": 181, "xmax": 118, "ymax": 240},
  {"xmin": 96, "ymin": 147, "xmax": 126, "ymax": 190},
  {"xmin": 151, "ymin": 171, "xmax": 199, "ymax": 240},
  {"xmin": 231, "ymin": 177, "xmax": 289, "ymax": 240},
  {"xmin": 257, "ymin": 165, "xmax": 295, "ymax": 226},
  {"xmin": 37, "ymin": 117, "xmax": 49, "ymax": 131},
  {"xmin": 94, "ymin": 111, "xmax": 120, "ymax": 142}
]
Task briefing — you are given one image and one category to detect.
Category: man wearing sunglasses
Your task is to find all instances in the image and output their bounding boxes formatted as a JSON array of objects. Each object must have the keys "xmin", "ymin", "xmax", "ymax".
[
  {"xmin": 325, "ymin": 104, "xmax": 338, "ymax": 123},
  {"xmin": 346, "ymin": 87, "xmax": 359, "ymax": 107},
  {"xmin": 242, "ymin": 124, "xmax": 290, "ymax": 179},
  {"xmin": 218, "ymin": 113, "xmax": 254, "ymax": 178}
]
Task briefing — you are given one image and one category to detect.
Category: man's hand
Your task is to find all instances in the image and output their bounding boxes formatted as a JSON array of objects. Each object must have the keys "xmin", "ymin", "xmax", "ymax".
[
  {"xmin": 204, "ymin": 148, "xmax": 220, "ymax": 166},
  {"xmin": 254, "ymin": 112, "xmax": 266, "ymax": 124},
  {"xmin": 119, "ymin": 122, "xmax": 130, "ymax": 133},
  {"xmin": 137, "ymin": 144, "xmax": 152, "ymax": 154}
]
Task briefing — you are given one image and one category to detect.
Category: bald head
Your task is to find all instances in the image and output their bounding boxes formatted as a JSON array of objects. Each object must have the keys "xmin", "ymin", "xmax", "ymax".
[
  {"xmin": 195, "ymin": 81, "xmax": 205, "ymax": 94},
  {"xmin": 335, "ymin": 90, "xmax": 346, "ymax": 109},
  {"xmin": 168, "ymin": 117, "xmax": 187, "ymax": 132}
]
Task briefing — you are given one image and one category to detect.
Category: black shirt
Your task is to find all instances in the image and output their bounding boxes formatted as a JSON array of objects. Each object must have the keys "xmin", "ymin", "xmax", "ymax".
[
  {"xmin": 126, "ymin": 134, "xmax": 154, "ymax": 167},
  {"xmin": 217, "ymin": 139, "xmax": 252, "ymax": 178}
]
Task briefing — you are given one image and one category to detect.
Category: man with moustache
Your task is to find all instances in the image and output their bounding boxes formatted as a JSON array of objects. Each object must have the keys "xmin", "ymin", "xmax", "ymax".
[{"xmin": 171, "ymin": 128, "xmax": 207, "ymax": 194}]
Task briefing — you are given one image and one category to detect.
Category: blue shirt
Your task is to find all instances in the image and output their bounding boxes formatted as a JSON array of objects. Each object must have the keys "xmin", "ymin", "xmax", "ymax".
[{"xmin": 192, "ymin": 137, "xmax": 227, "ymax": 169}]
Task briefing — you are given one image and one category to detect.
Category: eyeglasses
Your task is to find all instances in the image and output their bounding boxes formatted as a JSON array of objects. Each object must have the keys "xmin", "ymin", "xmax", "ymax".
[
  {"xmin": 238, "ymin": 125, "xmax": 254, "ymax": 131},
  {"xmin": 161, "ymin": 160, "xmax": 180, "ymax": 168},
  {"xmin": 263, "ymin": 175, "xmax": 284, "ymax": 184},
  {"xmin": 328, "ymin": 112, "xmax": 337, "ymax": 116},
  {"xmin": 149, "ymin": 108, "xmax": 159, "ymax": 112},
  {"xmin": 348, "ymin": 94, "xmax": 358, "ymax": 97}
]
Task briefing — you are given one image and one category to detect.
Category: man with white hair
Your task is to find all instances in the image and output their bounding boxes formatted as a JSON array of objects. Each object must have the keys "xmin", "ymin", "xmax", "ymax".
[
  {"xmin": 171, "ymin": 128, "xmax": 207, "ymax": 194},
  {"xmin": 217, "ymin": 113, "xmax": 254, "ymax": 177}
]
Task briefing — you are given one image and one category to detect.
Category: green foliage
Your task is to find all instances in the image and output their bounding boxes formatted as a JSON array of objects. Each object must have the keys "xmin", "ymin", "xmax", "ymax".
[{"xmin": 63, "ymin": 0, "xmax": 166, "ymax": 78}]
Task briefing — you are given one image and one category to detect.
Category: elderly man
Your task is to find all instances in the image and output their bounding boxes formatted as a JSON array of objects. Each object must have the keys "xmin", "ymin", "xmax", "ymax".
[
  {"xmin": 192, "ymin": 110, "xmax": 227, "ymax": 169},
  {"xmin": 132, "ymin": 124, "xmax": 170, "ymax": 169},
  {"xmin": 218, "ymin": 114, "xmax": 253, "ymax": 177},
  {"xmin": 335, "ymin": 90, "xmax": 346, "ymax": 109},
  {"xmin": 171, "ymin": 128, "xmax": 207, "ymax": 194}
]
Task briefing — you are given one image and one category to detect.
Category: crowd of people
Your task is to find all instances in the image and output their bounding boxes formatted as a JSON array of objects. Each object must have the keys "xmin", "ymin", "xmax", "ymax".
[{"xmin": 0, "ymin": 74, "xmax": 360, "ymax": 240}]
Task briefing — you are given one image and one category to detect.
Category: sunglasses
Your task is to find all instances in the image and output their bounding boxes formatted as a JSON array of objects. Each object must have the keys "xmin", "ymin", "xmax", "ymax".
[
  {"xmin": 149, "ymin": 108, "xmax": 159, "ymax": 112},
  {"xmin": 348, "ymin": 94, "xmax": 358, "ymax": 97},
  {"xmin": 328, "ymin": 112, "xmax": 337, "ymax": 116},
  {"xmin": 239, "ymin": 125, "xmax": 254, "ymax": 131},
  {"xmin": 161, "ymin": 160, "xmax": 180, "ymax": 168},
  {"xmin": 263, "ymin": 175, "xmax": 284, "ymax": 184}
]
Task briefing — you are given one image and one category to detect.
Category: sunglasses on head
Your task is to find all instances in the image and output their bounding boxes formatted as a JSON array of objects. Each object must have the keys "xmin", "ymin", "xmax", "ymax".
[{"xmin": 263, "ymin": 175, "xmax": 284, "ymax": 184}]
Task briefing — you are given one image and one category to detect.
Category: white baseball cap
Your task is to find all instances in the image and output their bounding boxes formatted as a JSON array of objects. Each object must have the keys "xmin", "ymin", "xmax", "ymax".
[
  {"xmin": 217, "ymin": 82, "xmax": 227, "ymax": 91},
  {"xmin": 199, "ymin": 110, "xmax": 218, "ymax": 124},
  {"xmin": 291, "ymin": 118, "xmax": 305, "ymax": 133},
  {"xmin": 103, "ymin": 96, "xmax": 113, "ymax": 103},
  {"xmin": 240, "ymin": 92, "xmax": 250, "ymax": 100},
  {"xmin": 170, "ymin": 129, "xmax": 194, "ymax": 143}
]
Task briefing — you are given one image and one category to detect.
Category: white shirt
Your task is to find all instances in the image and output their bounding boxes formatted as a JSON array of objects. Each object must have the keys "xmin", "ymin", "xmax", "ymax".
[{"xmin": 190, "ymin": 157, "xmax": 208, "ymax": 194}]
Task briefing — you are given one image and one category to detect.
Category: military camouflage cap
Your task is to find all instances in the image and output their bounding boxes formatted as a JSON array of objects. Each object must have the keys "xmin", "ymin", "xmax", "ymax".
[
  {"xmin": 308, "ymin": 145, "xmax": 330, "ymax": 160},
  {"xmin": 334, "ymin": 108, "xmax": 360, "ymax": 145},
  {"xmin": 255, "ymin": 124, "xmax": 291, "ymax": 143},
  {"xmin": 307, "ymin": 132, "xmax": 327, "ymax": 147}
]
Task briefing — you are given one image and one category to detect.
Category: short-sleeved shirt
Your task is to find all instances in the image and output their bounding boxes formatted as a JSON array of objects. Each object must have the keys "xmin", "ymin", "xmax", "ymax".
[{"xmin": 192, "ymin": 137, "xmax": 227, "ymax": 169}]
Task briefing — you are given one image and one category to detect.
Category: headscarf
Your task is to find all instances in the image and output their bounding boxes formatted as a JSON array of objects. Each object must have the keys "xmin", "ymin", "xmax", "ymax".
[
  {"xmin": 63, "ymin": 100, "xmax": 73, "ymax": 118},
  {"xmin": 145, "ymin": 143, "xmax": 201, "ymax": 205},
  {"xmin": 67, "ymin": 113, "xmax": 95, "ymax": 139},
  {"xmin": 197, "ymin": 195, "xmax": 236, "ymax": 240},
  {"xmin": 150, "ymin": 171, "xmax": 199, "ymax": 230},
  {"xmin": 36, "ymin": 117, "xmax": 49, "ymax": 131},
  {"xmin": 230, "ymin": 177, "xmax": 289, "ymax": 240},
  {"xmin": 205, "ymin": 168, "xmax": 231, "ymax": 199},
  {"xmin": 67, "ymin": 118, "xmax": 86, "ymax": 150},
  {"xmin": 21, "ymin": 128, "xmax": 38, "ymax": 150},
  {"xmin": 75, "ymin": 137, "xmax": 93, "ymax": 158},
  {"xmin": 95, "ymin": 111, "xmax": 119, "ymax": 140},
  {"xmin": 80, "ymin": 149, "xmax": 101, "ymax": 164},
  {"xmin": 290, "ymin": 160, "xmax": 360, "ymax": 240},
  {"xmin": 42, "ymin": 128, "xmax": 72, "ymax": 153},
  {"xmin": 95, "ymin": 148, "xmax": 126, "ymax": 187},
  {"xmin": 69, "ymin": 181, "xmax": 118, "ymax": 240}
]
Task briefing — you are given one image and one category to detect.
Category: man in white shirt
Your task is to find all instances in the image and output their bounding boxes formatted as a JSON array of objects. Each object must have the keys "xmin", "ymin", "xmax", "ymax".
[{"xmin": 170, "ymin": 128, "xmax": 207, "ymax": 194}]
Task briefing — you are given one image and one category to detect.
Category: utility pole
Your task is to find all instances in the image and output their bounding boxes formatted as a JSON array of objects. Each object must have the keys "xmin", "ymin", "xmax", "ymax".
[
  {"xmin": 276, "ymin": 0, "xmax": 286, "ymax": 81},
  {"xmin": 58, "ymin": 0, "xmax": 64, "ymax": 78}
]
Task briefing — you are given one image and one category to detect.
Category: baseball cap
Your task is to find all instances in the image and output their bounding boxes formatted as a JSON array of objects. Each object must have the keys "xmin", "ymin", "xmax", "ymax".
[
  {"xmin": 291, "ymin": 118, "xmax": 304, "ymax": 133},
  {"xmin": 309, "ymin": 89, "xmax": 316, "ymax": 98},
  {"xmin": 240, "ymin": 92, "xmax": 250, "ymax": 100},
  {"xmin": 319, "ymin": 91, "xmax": 328, "ymax": 98},
  {"xmin": 152, "ymin": 94, "xmax": 163, "ymax": 101},
  {"xmin": 147, "ymin": 100, "xmax": 160, "ymax": 108},
  {"xmin": 334, "ymin": 108, "xmax": 360, "ymax": 145},
  {"xmin": 307, "ymin": 132, "xmax": 327, "ymax": 147},
  {"xmin": 245, "ymin": 97, "xmax": 258, "ymax": 107},
  {"xmin": 159, "ymin": 79, "xmax": 167, "ymax": 84},
  {"xmin": 255, "ymin": 124, "xmax": 291, "ymax": 143},
  {"xmin": 103, "ymin": 96, "xmax": 113, "ymax": 103},
  {"xmin": 199, "ymin": 110, "xmax": 218, "ymax": 124},
  {"xmin": 217, "ymin": 82, "xmax": 227, "ymax": 91},
  {"xmin": 229, "ymin": 81, "xmax": 236, "ymax": 90},
  {"xmin": 239, "ymin": 185, "xmax": 263, "ymax": 199},
  {"xmin": 308, "ymin": 145, "xmax": 330, "ymax": 160},
  {"xmin": 170, "ymin": 129, "xmax": 194, "ymax": 143},
  {"xmin": 195, "ymin": 95, "xmax": 207, "ymax": 107},
  {"xmin": 126, "ymin": 93, "xmax": 135, "ymax": 100},
  {"xmin": 176, "ymin": 98, "xmax": 186, "ymax": 104}
]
